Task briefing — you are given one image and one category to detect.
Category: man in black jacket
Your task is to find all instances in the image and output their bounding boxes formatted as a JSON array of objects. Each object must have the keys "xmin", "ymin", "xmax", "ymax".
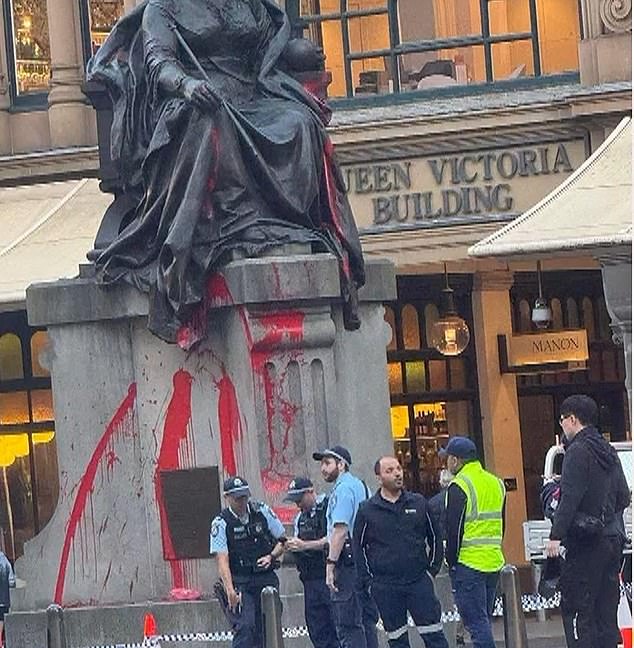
[
  {"xmin": 353, "ymin": 456, "xmax": 448, "ymax": 648},
  {"xmin": 545, "ymin": 395, "xmax": 631, "ymax": 648}
]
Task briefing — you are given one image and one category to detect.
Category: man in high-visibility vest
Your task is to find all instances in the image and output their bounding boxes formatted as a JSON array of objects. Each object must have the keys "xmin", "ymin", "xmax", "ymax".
[{"xmin": 442, "ymin": 437, "xmax": 505, "ymax": 648}]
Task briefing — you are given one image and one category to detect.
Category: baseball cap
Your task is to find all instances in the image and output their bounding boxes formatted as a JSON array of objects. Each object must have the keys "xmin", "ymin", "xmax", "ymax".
[
  {"xmin": 223, "ymin": 476, "xmax": 251, "ymax": 497},
  {"xmin": 284, "ymin": 476, "xmax": 314, "ymax": 502},
  {"xmin": 312, "ymin": 445, "xmax": 352, "ymax": 466},
  {"xmin": 439, "ymin": 436, "xmax": 478, "ymax": 460}
]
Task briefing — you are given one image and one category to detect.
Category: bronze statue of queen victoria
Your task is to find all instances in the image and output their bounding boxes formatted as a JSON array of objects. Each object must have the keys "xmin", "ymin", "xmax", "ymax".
[{"xmin": 87, "ymin": 0, "xmax": 365, "ymax": 344}]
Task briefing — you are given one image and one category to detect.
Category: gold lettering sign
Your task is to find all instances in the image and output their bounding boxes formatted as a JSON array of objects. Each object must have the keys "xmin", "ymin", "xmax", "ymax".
[
  {"xmin": 342, "ymin": 140, "xmax": 588, "ymax": 231},
  {"xmin": 508, "ymin": 329, "xmax": 589, "ymax": 367}
]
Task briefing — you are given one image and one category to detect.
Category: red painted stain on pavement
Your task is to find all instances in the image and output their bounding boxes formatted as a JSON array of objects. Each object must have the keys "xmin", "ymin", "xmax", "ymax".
[
  {"xmin": 154, "ymin": 370, "xmax": 193, "ymax": 589},
  {"xmin": 54, "ymin": 383, "xmax": 137, "ymax": 604}
]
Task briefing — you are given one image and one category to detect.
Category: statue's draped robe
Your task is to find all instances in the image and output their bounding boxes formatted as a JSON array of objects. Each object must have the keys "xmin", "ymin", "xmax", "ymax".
[{"xmin": 87, "ymin": 0, "xmax": 365, "ymax": 343}]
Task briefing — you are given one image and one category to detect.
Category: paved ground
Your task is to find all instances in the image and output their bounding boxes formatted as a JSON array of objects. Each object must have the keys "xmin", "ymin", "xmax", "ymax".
[{"xmin": 492, "ymin": 614, "xmax": 566, "ymax": 648}]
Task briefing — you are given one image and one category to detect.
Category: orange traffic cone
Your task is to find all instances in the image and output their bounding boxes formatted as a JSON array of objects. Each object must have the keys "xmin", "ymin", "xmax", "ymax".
[
  {"xmin": 618, "ymin": 578, "xmax": 632, "ymax": 648},
  {"xmin": 143, "ymin": 612, "xmax": 158, "ymax": 639}
]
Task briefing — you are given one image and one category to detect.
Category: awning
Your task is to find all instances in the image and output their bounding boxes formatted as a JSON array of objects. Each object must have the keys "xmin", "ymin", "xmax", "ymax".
[
  {"xmin": 0, "ymin": 179, "xmax": 109, "ymax": 309},
  {"xmin": 469, "ymin": 117, "xmax": 632, "ymax": 259}
]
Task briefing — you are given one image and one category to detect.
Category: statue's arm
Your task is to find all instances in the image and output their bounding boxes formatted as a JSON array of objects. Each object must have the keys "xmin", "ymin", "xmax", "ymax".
[{"xmin": 142, "ymin": 2, "xmax": 190, "ymax": 97}]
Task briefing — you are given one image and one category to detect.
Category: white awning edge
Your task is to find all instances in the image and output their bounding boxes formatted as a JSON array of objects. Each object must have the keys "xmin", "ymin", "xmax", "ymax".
[{"xmin": 469, "ymin": 117, "xmax": 632, "ymax": 258}]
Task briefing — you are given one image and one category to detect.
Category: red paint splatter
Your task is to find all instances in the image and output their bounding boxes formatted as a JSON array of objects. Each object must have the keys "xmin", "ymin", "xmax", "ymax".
[
  {"xmin": 54, "ymin": 384, "xmax": 137, "ymax": 604},
  {"xmin": 154, "ymin": 370, "xmax": 193, "ymax": 589},
  {"xmin": 215, "ymin": 368, "xmax": 242, "ymax": 476}
]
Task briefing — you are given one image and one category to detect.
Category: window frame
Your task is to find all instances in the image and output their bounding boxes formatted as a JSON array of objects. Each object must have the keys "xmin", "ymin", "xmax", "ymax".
[
  {"xmin": 2, "ymin": 0, "xmax": 50, "ymax": 110},
  {"xmin": 288, "ymin": 0, "xmax": 551, "ymax": 99}
]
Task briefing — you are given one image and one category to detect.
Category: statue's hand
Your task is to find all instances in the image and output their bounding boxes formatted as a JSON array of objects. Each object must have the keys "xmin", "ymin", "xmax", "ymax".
[{"xmin": 181, "ymin": 78, "xmax": 221, "ymax": 111}]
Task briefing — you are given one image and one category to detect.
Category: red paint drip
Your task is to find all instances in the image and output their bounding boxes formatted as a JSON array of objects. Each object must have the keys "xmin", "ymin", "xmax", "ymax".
[
  {"xmin": 154, "ymin": 370, "xmax": 193, "ymax": 589},
  {"xmin": 54, "ymin": 384, "xmax": 137, "ymax": 604},
  {"xmin": 215, "ymin": 368, "xmax": 242, "ymax": 476}
]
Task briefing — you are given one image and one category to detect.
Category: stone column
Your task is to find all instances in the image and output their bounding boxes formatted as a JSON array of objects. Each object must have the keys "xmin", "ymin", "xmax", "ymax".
[
  {"xmin": 0, "ymin": 0, "xmax": 11, "ymax": 154},
  {"xmin": 46, "ymin": 0, "xmax": 90, "ymax": 147},
  {"xmin": 471, "ymin": 270, "xmax": 528, "ymax": 566},
  {"xmin": 600, "ymin": 253, "xmax": 632, "ymax": 422},
  {"xmin": 579, "ymin": 0, "xmax": 632, "ymax": 85}
]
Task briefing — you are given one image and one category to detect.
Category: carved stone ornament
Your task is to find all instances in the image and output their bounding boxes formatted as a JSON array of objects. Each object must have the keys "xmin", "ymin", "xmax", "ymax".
[{"xmin": 600, "ymin": 0, "xmax": 632, "ymax": 33}]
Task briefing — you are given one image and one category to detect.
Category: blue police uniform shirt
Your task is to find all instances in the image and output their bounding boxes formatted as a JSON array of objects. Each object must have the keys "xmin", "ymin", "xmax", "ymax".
[
  {"xmin": 210, "ymin": 502, "xmax": 286, "ymax": 554},
  {"xmin": 326, "ymin": 471, "xmax": 369, "ymax": 539},
  {"xmin": 293, "ymin": 493, "xmax": 327, "ymax": 537}
]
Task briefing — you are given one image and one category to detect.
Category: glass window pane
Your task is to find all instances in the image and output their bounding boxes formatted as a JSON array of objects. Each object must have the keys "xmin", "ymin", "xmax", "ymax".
[
  {"xmin": 0, "ymin": 441, "xmax": 34, "ymax": 561},
  {"xmin": 384, "ymin": 306, "xmax": 397, "ymax": 351},
  {"xmin": 31, "ymin": 389, "xmax": 54, "ymax": 422},
  {"xmin": 450, "ymin": 358, "xmax": 467, "ymax": 389},
  {"xmin": 0, "ymin": 392, "xmax": 30, "ymax": 424},
  {"xmin": 388, "ymin": 362, "xmax": 403, "ymax": 394},
  {"xmin": 30, "ymin": 331, "xmax": 50, "ymax": 377},
  {"xmin": 32, "ymin": 431, "xmax": 59, "ymax": 528},
  {"xmin": 429, "ymin": 359, "xmax": 447, "ymax": 391},
  {"xmin": 536, "ymin": 0, "xmax": 580, "ymax": 74},
  {"xmin": 489, "ymin": 0, "xmax": 530, "ymax": 35},
  {"xmin": 518, "ymin": 299, "xmax": 531, "ymax": 332},
  {"xmin": 424, "ymin": 303, "xmax": 440, "ymax": 349},
  {"xmin": 550, "ymin": 298, "xmax": 563, "ymax": 329},
  {"xmin": 390, "ymin": 405, "xmax": 410, "ymax": 439},
  {"xmin": 492, "ymin": 40, "xmax": 535, "ymax": 81},
  {"xmin": 405, "ymin": 361, "xmax": 426, "ymax": 392},
  {"xmin": 566, "ymin": 298, "xmax": 579, "ymax": 328},
  {"xmin": 0, "ymin": 333, "xmax": 24, "ymax": 380},
  {"xmin": 11, "ymin": 0, "xmax": 51, "ymax": 95},
  {"xmin": 402, "ymin": 304, "xmax": 421, "ymax": 349},
  {"xmin": 596, "ymin": 299, "xmax": 612, "ymax": 341},
  {"xmin": 582, "ymin": 297, "xmax": 596, "ymax": 341},
  {"xmin": 348, "ymin": 11, "xmax": 392, "ymax": 95},
  {"xmin": 88, "ymin": 0, "xmax": 125, "ymax": 55}
]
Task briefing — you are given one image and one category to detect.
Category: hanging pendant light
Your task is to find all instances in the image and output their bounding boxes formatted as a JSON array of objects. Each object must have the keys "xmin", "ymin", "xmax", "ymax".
[
  {"xmin": 531, "ymin": 260, "xmax": 552, "ymax": 329},
  {"xmin": 431, "ymin": 264, "xmax": 470, "ymax": 356}
]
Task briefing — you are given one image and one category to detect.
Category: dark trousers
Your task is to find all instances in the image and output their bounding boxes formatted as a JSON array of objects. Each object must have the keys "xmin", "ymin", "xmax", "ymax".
[
  {"xmin": 227, "ymin": 573, "xmax": 279, "ymax": 648},
  {"xmin": 303, "ymin": 578, "xmax": 339, "ymax": 648},
  {"xmin": 330, "ymin": 564, "xmax": 379, "ymax": 648},
  {"xmin": 560, "ymin": 536, "xmax": 623, "ymax": 648},
  {"xmin": 450, "ymin": 564, "xmax": 499, "ymax": 648},
  {"xmin": 371, "ymin": 574, "xmax": 449, "ymax": 648}
]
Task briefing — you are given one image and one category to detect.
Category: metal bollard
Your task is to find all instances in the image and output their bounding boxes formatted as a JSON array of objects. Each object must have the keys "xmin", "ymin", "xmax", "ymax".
[
  {"xmin": 500, "ymin": 565, "xmax": 529, "ymax": 648},
  {"xmin": 261, "ymin": 586, "xmax": 285, "ymax": 648},
  {"xmin": 46, "ymin": 604, "xmax": 68, "ymax": 648}
]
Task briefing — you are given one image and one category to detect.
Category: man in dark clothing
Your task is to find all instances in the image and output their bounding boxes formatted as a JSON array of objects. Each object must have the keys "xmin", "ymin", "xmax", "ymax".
[
  {"xmin": 428, "ymin": 469, "xmax": 453, "ymax": 541},
  {"xmin": 284, "ymin": 477, "xmax": 339, "ymax": 648},
  {"xmin": 353, "ymin": 455, "xmax": 448, "ymax": 648},
  {"xmin": 545, "ymin": 395, "xmax": 631, "ymax": 648}
]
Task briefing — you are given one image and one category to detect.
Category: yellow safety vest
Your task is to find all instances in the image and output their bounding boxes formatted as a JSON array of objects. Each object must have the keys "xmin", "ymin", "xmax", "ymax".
[{"xmin": 452, "ymin": 460, "xmax": 505, "ymax": 572}]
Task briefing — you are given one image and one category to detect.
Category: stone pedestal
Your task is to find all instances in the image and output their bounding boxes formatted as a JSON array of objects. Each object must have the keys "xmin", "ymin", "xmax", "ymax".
[{"xmin": 17, "ymin": 253, "xmax": 395, "ymax": 610}]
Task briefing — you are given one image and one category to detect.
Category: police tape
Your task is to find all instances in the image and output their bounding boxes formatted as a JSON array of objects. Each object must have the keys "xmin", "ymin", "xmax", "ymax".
[{"xmin": 73, "ymin": 583, "xmax": 632, "ymax": 648}]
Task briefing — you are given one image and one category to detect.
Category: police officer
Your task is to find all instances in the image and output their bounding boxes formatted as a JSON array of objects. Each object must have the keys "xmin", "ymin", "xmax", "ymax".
[
  {"xmin": 313, "ymin": 445, "xmax": 378, "ymax": 648},
  {"xmin": 443, "ymin": 437, "xmax": 505, "ymax": 648},
  {"xmin": 353, "ymin": 455, "xmax": 448, "ymax": 648},
  {"xmin": 210, "ymin": 476, "xmax": 287, "ymax": 648},
  {"xmin": 284, "ymin": 476, "xmax": 339, "ymax": 648}
]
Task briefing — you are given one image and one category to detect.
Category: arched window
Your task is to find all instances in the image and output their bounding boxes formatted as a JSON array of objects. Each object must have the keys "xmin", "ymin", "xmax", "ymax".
[
  {"xmin": 287, "ymin": 0, "xmax": 580, "ymax": 97},
  {"xmin": 423, "ymin": 303, "xmax": 439, "ymax": 349},
  {"xmin": 2, "ymin": 0, "xmax": 51, "ymax": 104},
  {"xmin": 30, "ymin": 331, "xmax": 50, "ymax": 377},
  {"xmin": 401, "ymin": 304, "xmax": 421, "ymax": 350},
  {"xmin": 581, "ymin": 297, "xmax": 596, "ymax": 341},
  {"xmin": 550, "ymin": 298, "xmax": 563, "ymax": 329},
  {"xmin": 518, "ymin": 299, "xmax": 531, "ymax": 332},
  {"xmin": 566, "ymin": 297, "xmax": 579, "ymax": 328},
  {"xmin": 0, "ymin": 333, "xmax": 24, "ymax": 380},
  {"xmin": 384, "ymin": 306, "xmax": 397, "ymax": 351}
]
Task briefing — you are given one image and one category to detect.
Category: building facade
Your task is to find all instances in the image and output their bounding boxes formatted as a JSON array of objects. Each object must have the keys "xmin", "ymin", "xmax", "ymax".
[{"xmin": 0, "ymin": 0, "xmax": 631, "ymax": 573}]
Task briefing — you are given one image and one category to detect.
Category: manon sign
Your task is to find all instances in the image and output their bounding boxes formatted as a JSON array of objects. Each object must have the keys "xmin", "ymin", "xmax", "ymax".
[
  {"xmin": 342, "ymin": 140, "xmax": 588, "ymax": 230},
  {"xmin": 499, "ymin": 329, "xmax": 590, "ymax": 374}
]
